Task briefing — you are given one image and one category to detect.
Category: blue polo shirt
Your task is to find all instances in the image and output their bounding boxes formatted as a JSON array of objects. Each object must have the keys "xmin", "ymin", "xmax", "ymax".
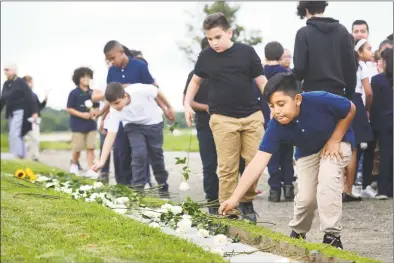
[
  {"xmin": 67, "ymin": 87, "xmax": 99, "ymax": 133},
  {"xmin": 107, "ymin": 56, "xmax": 154, "ymax": 84},
  {"xmin": 259, "ymin": 91, "xmax": 355, "ymax": 160}
]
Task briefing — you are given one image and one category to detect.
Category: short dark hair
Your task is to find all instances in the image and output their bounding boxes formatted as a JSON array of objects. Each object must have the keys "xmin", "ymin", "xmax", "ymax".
[
  {"xmin": 263, "ymin": 73, "xmax": 301, "ymax": 102},
  {"xmin": 352, "ymin": 20, "xmax": 369, "ymax": 32},
  {"xmin": 264, "ymin": 41, "xmax": 284, "ymax": 61},
  {"xmin": 129, "ymin": 50, "xmax": 143, "ymax": 58},
  {"xmin": 203, "ymin": 12, "xmax": 230, "ymax": 31},
  {"xmin": 23, "ymin": 75, "xmax": 33, "ymax": 82},
  {"xmin": 387, "ymin": 34, "xmax": 393, "ymax": 41},
  {"xmin": 381, "ymin": 48, "xmax": 393, "ymax": 86},
  {"xmin": 379, "ymin": 39, "xmax": 393, "ymax": 52},
  {"xmin": 103, "ymin": 40, "xmax": 123, "ymax": 54},
  {"xmin": 297, "ymin": 1, "xmax": 328, "ymax": 19},
  {"xmin": 72, "ymin": 67, "xmax": 93, "ymax": 86},
  {"xmin": 105, "ymin": 82, "xmax": 125, "ymax": 102},
  {"xmin": 201, "ymin": 37, "xmax": 209, "ymax": 50}
]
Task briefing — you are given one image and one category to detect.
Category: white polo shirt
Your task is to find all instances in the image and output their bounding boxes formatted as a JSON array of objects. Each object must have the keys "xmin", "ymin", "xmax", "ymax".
[{"xmin": 105, "ymin": 84, "xmax": 162, "ymax": 132}]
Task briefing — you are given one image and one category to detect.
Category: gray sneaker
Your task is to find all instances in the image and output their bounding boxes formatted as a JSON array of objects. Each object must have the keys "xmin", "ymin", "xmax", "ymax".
[{"xmin": 238, "ymin": 201, "xmax": 257, "ymax": 223}]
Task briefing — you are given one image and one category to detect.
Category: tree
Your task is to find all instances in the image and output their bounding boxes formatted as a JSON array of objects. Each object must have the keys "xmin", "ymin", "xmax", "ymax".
[{"xmin": 179, "ymin": 1, "xmax": 263, "ymax": 64}]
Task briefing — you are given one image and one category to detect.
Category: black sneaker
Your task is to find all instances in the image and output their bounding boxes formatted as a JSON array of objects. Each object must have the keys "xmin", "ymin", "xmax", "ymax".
[
  {"xmin": 268, "ymin": 189, "xmax": 281, "ymax": 202},
  {"xmin": 238, "ymin": 201, "xmax": 257, "ymax": 223},
  {"xmin": 342, "ymin": 193, "xmax": 362, "ymax": 202},
  {"xmin": 158, "ymin": 183, "xmax": 170, "ymax": 199},
  {"xmin": 283, "ymin": 185, "xmax": 295, "ymax": 201},
  {"xmin": 323, "ymin": 233, "xmax": 343, "ymax": 250},
  {"xmin": 290, "ymin": 230, "xmax": 306, "ymax": 240}
]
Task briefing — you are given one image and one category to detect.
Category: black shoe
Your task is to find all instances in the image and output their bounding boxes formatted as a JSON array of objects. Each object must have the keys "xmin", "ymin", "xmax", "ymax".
[
  {"xmin": 238, "ymin": 201, "xmax": 257, "ymax": 223},
  {"xmin": 283, "ymin": 185, "xmax": 295, "ymax": 201},
  {"xmin": 158, "ymin": 183, "xmax": 170, "ymax": 199},
  {"xmin": 32, "ymin": 158, "xmax": 40, "ymax": 162},
  {"xmin": 268, "ymin": 189, "xmax": 281, "ymax": 202},
  {"xmin": 342, "ymin": 193, "xmax": 362, "ymax": 202},
  {"xmin": 323, "ymin": 233, "xmax": 343, "ymax": 250},
  {"xmin": 290, "ymin": 230, "xmax": 306, "ymax": 240}
]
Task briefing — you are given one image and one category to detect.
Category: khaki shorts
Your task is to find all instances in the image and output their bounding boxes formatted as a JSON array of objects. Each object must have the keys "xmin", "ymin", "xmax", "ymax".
[{"xmin": 71, "ymin": 131, "xmax": 96, "ymax": 152}]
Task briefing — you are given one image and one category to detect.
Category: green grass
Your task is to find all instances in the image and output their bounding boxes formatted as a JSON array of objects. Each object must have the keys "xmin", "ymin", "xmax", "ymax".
[
  {"xmin": 1, "ymin": 160, "xmax": 225, "ymax": 263},
  {"xmin": 1, "ymin": 131, "xmax": 199, "ymax": 152}
]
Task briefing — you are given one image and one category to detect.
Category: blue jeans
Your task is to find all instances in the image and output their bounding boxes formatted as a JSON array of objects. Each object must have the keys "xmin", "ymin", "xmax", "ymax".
[
  {"xmin": 267, "ymin": 144, "xmax": 294, "ymax": 190},
  {"xmin": 8, "ymin": 109, "xmax": 25, "ymax": 158},
  {"xmin": 195, "ymin": 113, "xmax": 219, "ymax": 201},
  {"xmin": 99, "ymin": 132, "xmax": 111, "ymax": 174}
]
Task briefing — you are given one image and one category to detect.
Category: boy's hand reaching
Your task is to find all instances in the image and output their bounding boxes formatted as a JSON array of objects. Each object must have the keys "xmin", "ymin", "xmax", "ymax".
[
  {"xmin": 218, "ymin": 198, "xmax": 239, "ymax": 216},
  {"xmin": 321, "ymin": 139, "xmax": 343, "ymax": 162},
  {"xmin": 91, "ymin": 161, "xmax": 104, "ymax": 172}
]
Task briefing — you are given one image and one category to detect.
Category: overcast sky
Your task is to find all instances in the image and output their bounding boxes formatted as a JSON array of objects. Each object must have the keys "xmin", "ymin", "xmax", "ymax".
[{"xmin": 1, "ymin": 1, "xmax": 392, "ymax": 111}]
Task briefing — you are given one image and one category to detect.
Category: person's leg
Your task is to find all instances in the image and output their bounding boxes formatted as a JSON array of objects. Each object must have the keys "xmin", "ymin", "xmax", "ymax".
[
  {"xmin": 124, "ymin": 124, "xmax": 149, "ymax": 189},
  {"xmin": 267, "ymin": 150, "xmax": 283, "ymax": 202},
  {"xmin": 86, "ymin": 130, "xmax": 96, "ymax": 168},
  {"xmin": 343, "ymin": 146, "xmax": 362, "ymax": 201},
  {"xmin": 99, "ymin": 132, "xmax": 110, "ymax": 174},
  {"xmin": 209, "ymin": 114, "xmax": 241, "ymax": 205},
  {"xmin": 377, "ymin": 129, "xmax": 393, "ymax": 197},
  {"xmin": 362, "ymin": 139, "xmax": 376, "ymax": 189},
  {"xmin": 8, "ymin": 110, "xmax": 25, "ymax": 158},
  {"xmin": 113, "ymin": 124, "xmax": 132, "ymax": 185},
  {"xmin": 317, "ymin": 142, "xmax": 352, "ymax": 249},
  {"xmin": 282, "ymin": 143, "xmax": 295, "ymax": 200},
  {"xmin": 70, "ymin": 132, "xmax": 84, "ymax": 174},
  {"xmin": 28, "ymin": 123, "xmax": 40, "ymax": 160},
  {"xmin": 144, "ymin": 122, "xmax": 169, "ymax": 192},
  {"xmin": 196, "ymin": 117, "xmax": 219, "ymax": 203},
  {"xmin": 288, "ymin": 152, "xmax": 320, "ymax": 236}
]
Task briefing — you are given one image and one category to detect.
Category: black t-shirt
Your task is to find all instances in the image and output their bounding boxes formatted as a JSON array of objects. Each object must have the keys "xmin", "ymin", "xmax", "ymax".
[
  {"xmin": 194, "ymin": 43, "xmax": 264, "ymax": 118},
  {"xmin": 183, "ymin": 70, "xmax": 209, "ymax": 105}
]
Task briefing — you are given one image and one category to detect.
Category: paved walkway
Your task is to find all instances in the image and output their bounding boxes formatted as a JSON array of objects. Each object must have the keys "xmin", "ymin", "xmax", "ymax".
[{"xmin": 36, "ymin": 149, "xmax": 392, "ymax": 262}]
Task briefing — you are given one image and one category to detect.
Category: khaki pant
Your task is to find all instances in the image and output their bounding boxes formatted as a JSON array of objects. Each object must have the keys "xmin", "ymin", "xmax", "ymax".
[
  {"xmin": 72, "ymin": 131, "xmax": 97, "ymax": 152},
  {"xmin": 289, "ymin": 142, "xmax": 352, "ymax": 235},
  {"xmin": 209, "ymin": 111, "xmax": 264, "ymax": 203},
  {"xmin": 25, "ymin": 123, "xmax": 40, "ymax": 160}
]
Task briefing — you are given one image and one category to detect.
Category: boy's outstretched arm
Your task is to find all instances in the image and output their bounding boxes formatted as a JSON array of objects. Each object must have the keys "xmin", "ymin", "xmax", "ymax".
[
  {"xmin": 92, "ymin": 131, "xmax": 117, "ymax": 171},
  {"xmin": 219, "ymin": 151, "xmax": 272, "ymax": 215}
]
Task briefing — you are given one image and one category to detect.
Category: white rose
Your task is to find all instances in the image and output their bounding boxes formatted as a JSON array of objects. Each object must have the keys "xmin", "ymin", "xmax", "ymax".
[
  {"xmin": 179, "ymin": 181, "xmax": 190, "ymax": 192},
  {"xmin": 62, "ymin": 188, "xmax": 73, "ymax": 194},
  {"xmin": 214, "ymin": 234, "xmax": 229, "ymax": 245},
  {"xmin": 182, "ymin": 214, "xmax": 192, "ymax": 220},
  {"xmin": 85, "ymin": 100, "xmax": 93, "ymax": 108},
  {"xmin": 113, "ymin": 208, "xmax": 127, "ymax": 215},
  {"xmin": 149, "ymin": 222, "xmax": 160, "ymax": 228},
  {"xmin": 176, "ymin": 219, "xmax": 192, "ymax": 234},
  {"xmin": 36, "ymin": 175, "xmax": 51, "ymax": 182},
  {"xmin": 93, "ymin": 182, "xmax": 104, "ymax": 189},
  {"xmin": 210, "ymin": 248, "xmax": 224, "ymax": 256},
  {"xmin": 161, "ymin": 203, "xmax": 173, "ymax": 212},
  {"xmin": 115, "ymin": 197, "xmax": 130, "ymax": 205},
  {"xmin": 198, "ymin": 229, "xmax": 210, "ymax": 238},
  {"xmin": 79, "ymin": 185, "xmax": 93, "ymax": 192},
  {"xmin": 143, "ymin": 211, "xmax": 161, "ymax": 219},
  {"xmin": 169, "ymin": 205, "xmax": 183, "ymax": 215}
]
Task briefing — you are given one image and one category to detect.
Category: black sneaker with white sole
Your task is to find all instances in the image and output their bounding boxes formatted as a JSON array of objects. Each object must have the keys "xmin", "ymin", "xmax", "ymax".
[
  {"xmin": 238, "ymin": 201, "xmax": 257, "ymax": 223},
  {"xmin": 290, "ymin": 230, "xmax": 306, "ymax": 240},
  {"xmin": 323, "ymin": 233, "xmax": 343, "ymax": 250}
]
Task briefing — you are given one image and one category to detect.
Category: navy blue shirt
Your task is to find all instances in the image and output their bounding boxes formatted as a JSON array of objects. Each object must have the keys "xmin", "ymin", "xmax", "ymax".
[
  {"xmin": 107, "ymin": 56, "xmax": 154, "ymax": 84},
  {"xmin": 259, "ymin": 91, "xmax": 355, "ymax": 160},
  {"xmin": 67, "ymin": 87, "xmax": 99, "ymax": 132},
  {"xmin": 370, "ymin": 73, "xmax": 393, "ymax": 131},
  {"xmin": 264, "ymin": 64, "xmax": 288, "ymax": 80}
]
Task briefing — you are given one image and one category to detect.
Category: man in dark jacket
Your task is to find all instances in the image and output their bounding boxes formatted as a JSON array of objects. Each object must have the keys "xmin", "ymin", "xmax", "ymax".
[
  {"xmin": 293, "ymin": 1, "xmax": 356, "ymax": 100},
  {"xmin": 1, "ymin": 63, "xmax": 38, "ymax": 159}
]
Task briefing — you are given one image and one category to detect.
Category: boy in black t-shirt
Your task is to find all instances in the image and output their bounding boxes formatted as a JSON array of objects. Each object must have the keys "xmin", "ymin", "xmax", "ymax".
[{"xmin": 184, "ymin": 12, "xmax": 268, "ymax": 222}]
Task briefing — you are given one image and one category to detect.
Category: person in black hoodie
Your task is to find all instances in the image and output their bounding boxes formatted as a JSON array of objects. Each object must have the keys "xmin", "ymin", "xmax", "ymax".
[
  {"xmin": 293, "ymin": 1, "xmax": 356, "ymax": 100},
  {"xmin": 1, "ymin": 63, "xmax": 38, "ymax": 159}
]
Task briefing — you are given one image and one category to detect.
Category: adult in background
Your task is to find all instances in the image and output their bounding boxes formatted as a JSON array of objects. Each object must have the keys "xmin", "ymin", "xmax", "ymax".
[
  {"xmin": 280, "ymin": 48, "xmax": 293, "ymax": 72},
  {"xmin": 0, "ymin": 63, "xmax": 38, "ymax": 159},
  {"xmin": 23, "ymin": 75, "xmax": 48, "ymax": 162}
]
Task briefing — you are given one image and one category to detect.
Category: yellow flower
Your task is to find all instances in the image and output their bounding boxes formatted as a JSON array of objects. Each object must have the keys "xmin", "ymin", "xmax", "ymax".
[
  {"xmin": 24, "ymin": 168, "xmax": 37, "ymax": 182},
  {"xmin": 14, "ymin": 169, "xmax": 26, "ymax": 179}
]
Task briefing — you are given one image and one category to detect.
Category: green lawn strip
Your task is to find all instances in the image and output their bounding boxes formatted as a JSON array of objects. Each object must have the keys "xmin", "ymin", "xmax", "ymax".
[
  {"xmin": 212, "ymin": 218, "xmax": 381, "ymax": 263},
  {"xmin": 1, "ymin": 132, "xmax": 199, "ymax": 152},
  {"xmin": 1, "ymin": 178, "xmax": 225, "ymax": 262}
]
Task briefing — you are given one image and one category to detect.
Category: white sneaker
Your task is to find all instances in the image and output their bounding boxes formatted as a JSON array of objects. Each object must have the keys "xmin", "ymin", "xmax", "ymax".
[
  {"xmin": 86, "ymin": 169, "xmax": 99, "ymax": 180},
  {"xmin": 69, "ymin": 164, "xmax": 79, "ymax": 175},
  {"xmin": 361, "ymin": 185, "xmax": 377, "ymax": 198},
  {"xmin": 375, "ymin": 195, "xmax": 388, "ymax": 200},
  {"xmin": 352, "ymin": 185, "xmax": 362, "ymax": 197},
  {"xmin": 144, "ymin": 183, "xmax": 151, "ymax": 190}
]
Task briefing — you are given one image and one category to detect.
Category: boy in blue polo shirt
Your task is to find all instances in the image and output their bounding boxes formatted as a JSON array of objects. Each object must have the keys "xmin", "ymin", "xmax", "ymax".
[
  {"xmin": 66, "ymin": 67, "xmax": 99, "ymax": 178},
  {"xmin": 219, "ymin": 73, "xmax": 356, "ymax": 249}
]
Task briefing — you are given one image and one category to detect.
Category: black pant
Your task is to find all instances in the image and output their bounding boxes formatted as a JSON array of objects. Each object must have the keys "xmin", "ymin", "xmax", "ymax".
[
  {"xmin": 268, "ymin": 144, "xmax": 294, "ymax": 190},
  {"xmin": 195, "ymin": 113, "xmax": 219, "ymax": 201},
  {"xmin": 361, "ymin": 136, "xmax": 377, "ymax": 189},
  {"xmin": 377, "ymin": 128, "xmax": 393, "ymax": 196}
]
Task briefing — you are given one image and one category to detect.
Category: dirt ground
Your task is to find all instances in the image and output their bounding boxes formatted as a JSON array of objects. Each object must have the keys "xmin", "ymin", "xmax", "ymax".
[{"xmin": 39, "ymin": 149, "xmax": 393, "ymax": 263}]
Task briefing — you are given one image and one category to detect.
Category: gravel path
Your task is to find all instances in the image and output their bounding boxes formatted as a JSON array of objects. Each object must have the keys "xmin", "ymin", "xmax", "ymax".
[{"xmin": 39, "ymin": 149, "xmax": 393, "ymax": 262}]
